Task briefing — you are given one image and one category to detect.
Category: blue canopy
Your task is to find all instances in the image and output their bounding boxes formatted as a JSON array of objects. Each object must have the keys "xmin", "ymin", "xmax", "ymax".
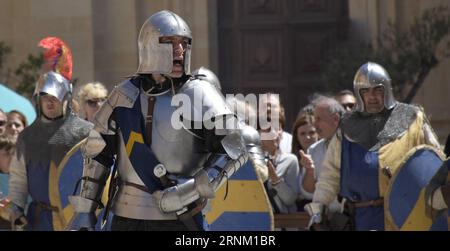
[{"xmin": 0, "ymin": 84, "xmax": 36, "ymax": 124}]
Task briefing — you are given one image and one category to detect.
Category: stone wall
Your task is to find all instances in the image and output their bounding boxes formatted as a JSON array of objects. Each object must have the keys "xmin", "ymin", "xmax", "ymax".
[{"xmin": 0, "ymin": 0, "xmax": 215, "ymax": 96}]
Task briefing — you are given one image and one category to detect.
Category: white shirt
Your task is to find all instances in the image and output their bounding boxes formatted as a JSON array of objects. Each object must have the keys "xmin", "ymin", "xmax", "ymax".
[
  {"xmin": 301, "ymin": 138, "xmax": 342, "ymax": 213},
  {"xmin": 279, "ymin": 131, "xmax": 292, "ymax": 154}
]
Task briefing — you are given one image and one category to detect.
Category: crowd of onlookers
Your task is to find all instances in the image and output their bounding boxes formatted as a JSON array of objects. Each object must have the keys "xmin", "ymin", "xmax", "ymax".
[
  {"xmin": 0, "ymin": 81, "xmax": 109, "ymax": 229},
  {"xmin": 252, "ymin": 90, "xmax": 358, "ymax": 219},
  {"xmin": 0, "ymin": 81, "xmax": 357, "ymax": 228},
  {"xmin": 253, "ymin": 89, "xmax": 450, "ymax": 231},
  {"xmin": 1, "ymin": 79, "xmax": 449, "ymax": 230}
]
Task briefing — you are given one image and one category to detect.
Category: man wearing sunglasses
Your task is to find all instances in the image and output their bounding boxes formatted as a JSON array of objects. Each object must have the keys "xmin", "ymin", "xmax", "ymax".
[
  {"xmin": 305, "ymin": 62, "xmax": 448, "ymax": 231},
  {"xmin": 68, "ymin": 10, "xmax": 247, "ymax": 231},
  {"xmin": 335, "ymin": 90, "xmax": 356, "ymax": 112}
]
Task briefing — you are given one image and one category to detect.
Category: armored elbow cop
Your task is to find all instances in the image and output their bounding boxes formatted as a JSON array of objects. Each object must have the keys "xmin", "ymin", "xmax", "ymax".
[
  {"xmin": 159, "ymin": 132, "xmax": 248, "ymax": 214},
  {"xmin": 159, "ymin": 154, "xmax": 248, "ymax": 214}
]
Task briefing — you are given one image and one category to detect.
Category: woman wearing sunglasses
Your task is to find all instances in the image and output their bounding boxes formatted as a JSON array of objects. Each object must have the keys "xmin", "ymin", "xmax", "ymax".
[{"xmin": 77, "ymin": 82, "xmax": 108, "ymax": 122}]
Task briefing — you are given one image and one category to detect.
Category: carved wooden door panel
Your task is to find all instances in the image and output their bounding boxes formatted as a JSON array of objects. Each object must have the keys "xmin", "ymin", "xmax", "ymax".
[{"xmin": 218, "ymin": 0, "xmax": 348, "ymax": 131}]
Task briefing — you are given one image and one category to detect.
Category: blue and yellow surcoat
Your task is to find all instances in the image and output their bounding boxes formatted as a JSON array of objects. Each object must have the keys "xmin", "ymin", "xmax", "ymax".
[{"xmin": 339, "ymin": 107, "xmax": 446, "ymax": 230}]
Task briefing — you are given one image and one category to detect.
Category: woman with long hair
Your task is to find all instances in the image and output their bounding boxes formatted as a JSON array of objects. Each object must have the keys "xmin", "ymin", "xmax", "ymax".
[{"xmin": 291, "ymin": 111, "xmax": 318, "ymax": 211}]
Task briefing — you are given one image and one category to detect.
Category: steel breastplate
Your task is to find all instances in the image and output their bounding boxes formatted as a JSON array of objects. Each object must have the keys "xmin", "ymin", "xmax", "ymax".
[{"xmin": 152, "ymin": 91, "xmax": 209, "ymax": 177}]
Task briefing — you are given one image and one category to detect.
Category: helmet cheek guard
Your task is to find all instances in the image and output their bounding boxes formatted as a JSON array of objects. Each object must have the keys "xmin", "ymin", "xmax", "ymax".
[{"xmin": 136, "ymin": 10, "xmax": 192, "ymax": 76}]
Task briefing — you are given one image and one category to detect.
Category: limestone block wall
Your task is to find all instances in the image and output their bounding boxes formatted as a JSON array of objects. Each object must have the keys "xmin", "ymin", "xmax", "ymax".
[{"xmin": 0, "ymin": 0, "xmax": 215, "ymax": 99}]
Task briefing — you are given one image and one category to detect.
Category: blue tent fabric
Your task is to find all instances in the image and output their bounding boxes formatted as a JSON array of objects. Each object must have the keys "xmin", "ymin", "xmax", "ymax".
[{"xmin": 0, "ymin": 84, "xmax": 36, "ymax": 124}]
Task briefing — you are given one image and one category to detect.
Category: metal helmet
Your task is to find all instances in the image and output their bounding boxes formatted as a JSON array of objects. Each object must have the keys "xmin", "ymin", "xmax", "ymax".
[
  {"xmin": 34, "ymin": 71, "xmax": 72, "ymax": 117},
  {"xmin": 35, "ymin": 71, "xmax": 71, "ymax": 102},
  {"xmin": 353, "ymin": 62, "xmax": 396, "ymax": 112},
  {"xmin": 192, "ymin": 66, "xmax": 221, "ymax": 90},
  {"xmin": 137, "ymin": 10, "xmax": 192, "ymax": 75}
]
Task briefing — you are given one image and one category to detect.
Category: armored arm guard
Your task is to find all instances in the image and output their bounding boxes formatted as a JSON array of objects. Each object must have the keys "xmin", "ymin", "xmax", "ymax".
[
  {"xmin": 204, "ymin": 130, "xmax": 249, "ymax": 193},
  {"xmin": 67, "ymin": 123, "xmax": 114, "ymax": 230},
  {"xmin": 241, "ymin": 124, "xmax": 268, "ymax": 181},
  {"xmin": 69, "ymin": 135, "xmax": 111, "ymax": 213},
  {"xmin": 68, "ymin": 82, "xmax": 138, "ymax": 229},
  {"xmin": 67, "ymin": 134, "xmax": 109, "ymax": 230},
  {"xmin": 158, "ymin": 79, "xmax": 248, "ymax": 214},
  {"xmin": 159, "ymin": 129, "xmax": 248, "ymax": 214}
]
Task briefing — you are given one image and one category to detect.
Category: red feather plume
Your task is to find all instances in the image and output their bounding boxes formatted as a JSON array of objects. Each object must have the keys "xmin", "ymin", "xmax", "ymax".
[{"xmin": 38, "ymin": 37, "xmax": 73, "ymax": 81}]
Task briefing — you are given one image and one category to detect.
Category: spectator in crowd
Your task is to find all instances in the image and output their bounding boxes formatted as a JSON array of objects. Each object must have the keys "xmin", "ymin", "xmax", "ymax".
[
  {"xmin": 0, "ymin": 109, "xmax": 6, "ymax": 136},
  {"xmin": 77, "ymin": 82, "xmax": 108, "ymax": 122},
  {"xmin": 291, "ymin": 112, "xmax": 318, "ymax": 210},
  {"xmin": 335, "ymin": 89, "xmax": 356, "ymax": 112},
  {"xmin": 292, "ymin": 112, "xmax": 318, "ymax": 161},
  {"xmin": 297, "ymin": 104, "xmax": 314, "ymax": 119},
  {"xmin": 5, "ymin": 110, "xmax": 27, "ymax": 142},
  {"xmin": 0, "ymin": 135, "xmax": 15, "ymax": 229},
  {"xmin": 0, "ymin": 135, "xmax": 14, "ymax": 187},
  {"xmin": 259, "ymin": 93, "xmax": 293, "ymax": 153},
  {"xmin": 259, "ymin": 123, "xmax": 299, "ymax": 214},
  {"xmin": 300, "ymin": 95, "xmax": 344, "ymax": 214},
  {"xmin": 278, "ymin": 106, "xmax": 293, "ymax": 153}
]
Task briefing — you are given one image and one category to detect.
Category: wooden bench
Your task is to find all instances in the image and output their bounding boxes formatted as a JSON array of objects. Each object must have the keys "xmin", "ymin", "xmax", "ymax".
[{"xmin": 274, "ymin": 212, "xmax": 310, "ymax": 229}]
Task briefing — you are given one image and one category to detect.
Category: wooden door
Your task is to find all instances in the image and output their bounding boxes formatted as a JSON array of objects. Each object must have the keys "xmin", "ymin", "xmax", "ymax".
[{"xmin": 218, "ymin": 0, "xmax": 348, "ymax": 132}]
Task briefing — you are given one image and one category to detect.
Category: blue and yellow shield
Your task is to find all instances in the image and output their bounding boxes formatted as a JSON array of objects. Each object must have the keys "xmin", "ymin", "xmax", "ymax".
[
  {"xmin": 385, "ymin": 145, "xmax": 448, "ymax": 231},
  {"xmin": 47, "ymin": 139, "xmax": 86, "ymax": 230},
  {"xmin": 50, "ymin": 139, "xmax": 111, "ymax": 231},
  {"xmin": 205, "ymin": 160, "xmax": 273, "ymax": 231}
]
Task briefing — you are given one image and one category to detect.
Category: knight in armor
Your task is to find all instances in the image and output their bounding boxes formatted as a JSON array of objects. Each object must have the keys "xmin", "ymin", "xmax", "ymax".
[
  {"xmin": 304, "ymin": 62, "xmax": 448, "ymax": 231},
  {"xmin": 8, "ymin": 70, "xmax": 92, "ymax": 230},
  {"xmin": 7, "ymin": 37, "xmax": 92, "ymax": 231},
  {"xmin": 67, "ymin": 10, "xmax": 247, "ymax": 231}
]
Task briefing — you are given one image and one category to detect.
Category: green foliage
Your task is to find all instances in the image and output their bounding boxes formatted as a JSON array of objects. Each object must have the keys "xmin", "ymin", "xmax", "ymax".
[
  {"xmin": 0, "ymin": 41, "xmax": 11, "ymax": 69},
  {"xmin": 0, "ymin": 41, "xmax": 12, "ymax": 83},
  {"xmin": 0, "ymin": 41, "xmax": 44, "ymax": 98},
  {"xmin": 320, "ymin": 43, "xmax": 376, "ymax": 93},
  {"xmin": 321, "ymin": 6, "xmax": 450, "ymax": 103},
  {"xmin": 14, "ymin": 53, "xmax": 44, "ymax": 98}
]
